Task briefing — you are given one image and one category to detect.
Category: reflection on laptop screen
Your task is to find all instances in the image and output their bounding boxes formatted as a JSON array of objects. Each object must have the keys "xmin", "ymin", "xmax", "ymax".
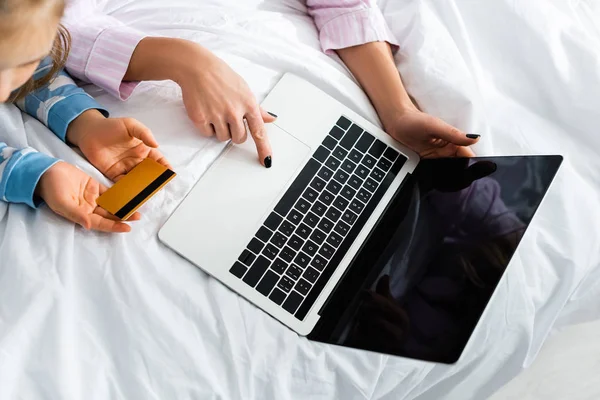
[{"xmin": 308, "ymin": 156, "xmax": 562, "ymax": 364}]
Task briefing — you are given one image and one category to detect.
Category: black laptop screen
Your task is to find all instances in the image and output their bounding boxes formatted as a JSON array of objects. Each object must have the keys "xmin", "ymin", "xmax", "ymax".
[{"xmin": 308, "ymin": 156, "xmax": 562, "ymax": 364}]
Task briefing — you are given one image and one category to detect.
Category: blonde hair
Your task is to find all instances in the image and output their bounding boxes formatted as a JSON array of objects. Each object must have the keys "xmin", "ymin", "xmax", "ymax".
[{"xmin": 1, "ymin": 0, "xmax": 70, "ymax": 101}]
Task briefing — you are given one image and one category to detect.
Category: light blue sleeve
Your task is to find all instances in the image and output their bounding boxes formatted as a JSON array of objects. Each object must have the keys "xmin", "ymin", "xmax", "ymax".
[
  {"xmin": 16, "ymin": 58, "xmax": 109, "ymax": 142},
  {"xmin": 0, "ymin": 143, "xmax": 60, "ymax": 209}
]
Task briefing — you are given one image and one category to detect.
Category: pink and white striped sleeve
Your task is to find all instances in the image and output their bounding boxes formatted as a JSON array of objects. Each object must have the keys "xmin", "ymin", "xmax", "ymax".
[
  {"xmin": 62, "ymin": 0, "xmax": 146, "ymax": 100},
  {"xmin": 306, "ymin": 0, "xmax": 399, "ymax": 55}
]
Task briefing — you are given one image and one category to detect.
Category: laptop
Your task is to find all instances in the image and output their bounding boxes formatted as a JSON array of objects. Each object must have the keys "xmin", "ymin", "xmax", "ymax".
[{"xmin": 159, "ymin": 73, "xmax": 562, "ymax": 363}]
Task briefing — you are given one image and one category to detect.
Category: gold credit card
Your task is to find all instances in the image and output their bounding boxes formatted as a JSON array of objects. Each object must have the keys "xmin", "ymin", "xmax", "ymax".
[{"xmin": 97, "ymin": 158, "xmax": 176, "ymax": 220}]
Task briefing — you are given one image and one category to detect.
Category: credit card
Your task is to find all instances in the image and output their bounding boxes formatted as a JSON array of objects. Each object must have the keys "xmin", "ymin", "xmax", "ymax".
[{"xmin": 96, "ymin": 158, "xmax": 176, "ymax": 220}]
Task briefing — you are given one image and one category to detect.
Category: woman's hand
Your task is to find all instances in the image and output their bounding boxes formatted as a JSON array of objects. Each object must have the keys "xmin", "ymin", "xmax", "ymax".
[
  {"xmin": 382, "ymin": 106, "xmax": 480, "ymax": 158},
  {"xmin": 176, "ymin": 50, "xmax": 277, "ymax": 167},
  {"xmin": 66, "ymin": 110, "xmax": 171, "ymax": 182},
  {"xmin": 36, "ymin": 161, "xmax": 141, "ymax": 232},
  {"xmin": 123, "ymin": 38, "xmax": 277, "ymax": 167}
]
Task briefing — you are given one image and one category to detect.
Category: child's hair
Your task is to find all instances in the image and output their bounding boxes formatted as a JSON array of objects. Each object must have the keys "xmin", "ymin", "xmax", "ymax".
[{"xmin": 1, "ymin": 0, "xmax": 70, "ymax": 101}]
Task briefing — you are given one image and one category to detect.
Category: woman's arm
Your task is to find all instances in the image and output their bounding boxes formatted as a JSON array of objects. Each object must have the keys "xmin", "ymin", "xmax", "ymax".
[{"xmin": 307, "ymin": 1, "xmax": 480, "ymax": 157}]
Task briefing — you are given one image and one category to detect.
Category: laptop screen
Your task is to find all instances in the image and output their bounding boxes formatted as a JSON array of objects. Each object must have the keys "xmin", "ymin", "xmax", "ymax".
[{"xmin": 308, "ymin": 156, "xmax": 562, "ymax": 364}]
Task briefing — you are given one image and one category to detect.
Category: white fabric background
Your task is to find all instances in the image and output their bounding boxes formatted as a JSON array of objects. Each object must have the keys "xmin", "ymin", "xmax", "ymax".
[{"xmin": 0, "ymin": 0, "xmax": 599, "ymax": 399}]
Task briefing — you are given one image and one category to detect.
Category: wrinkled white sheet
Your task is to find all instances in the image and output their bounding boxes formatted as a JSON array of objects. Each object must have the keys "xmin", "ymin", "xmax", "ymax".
[{"xmin": 1, "ymin": 0, "xmax": 599, "ymax": 399}]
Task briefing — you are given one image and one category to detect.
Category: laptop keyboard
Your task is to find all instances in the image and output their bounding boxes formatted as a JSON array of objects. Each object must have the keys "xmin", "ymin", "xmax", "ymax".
[{"xmin": 229, "ymin": 116, "xmax": 407, "ymax": 320}]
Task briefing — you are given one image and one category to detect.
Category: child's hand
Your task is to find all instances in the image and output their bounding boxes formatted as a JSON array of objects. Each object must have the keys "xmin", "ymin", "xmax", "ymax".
[
  {"xmin": 66, "ymin": 110, "xmax": 171, "ymax": 182},
  {"xmin": 36, "ymin": 161, "xmax": 141, "ymax": 233}
]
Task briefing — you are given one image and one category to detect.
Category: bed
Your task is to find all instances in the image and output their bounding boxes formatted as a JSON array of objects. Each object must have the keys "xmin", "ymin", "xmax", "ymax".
[{"xmin": 1, "ymin": 0, "xmax": 599, "ymax": 398}]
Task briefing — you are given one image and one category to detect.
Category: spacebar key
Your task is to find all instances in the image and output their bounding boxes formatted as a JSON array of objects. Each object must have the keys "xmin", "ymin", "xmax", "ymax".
[{"xmin": 274, "ymin": 158, "xmax": 321, "ymax": 216}]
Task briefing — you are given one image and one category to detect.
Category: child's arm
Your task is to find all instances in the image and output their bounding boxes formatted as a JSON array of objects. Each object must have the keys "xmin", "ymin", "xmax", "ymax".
[
  {"xmin": 15, "ymin": 62, "xmax": 170, "ymax": 181},
  {"xmin": 0, "ymin": 143, "xmax": 59, "ymax": 208},
  {"xmin": 15, "ymin": 58, "xmax": 108, "ymax": 143}
]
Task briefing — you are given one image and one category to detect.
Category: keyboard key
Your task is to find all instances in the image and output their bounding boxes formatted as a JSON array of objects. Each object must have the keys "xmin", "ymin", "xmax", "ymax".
[
  {"xmin": 349, "ymin": 199, "xmax": 365, "ymax": 215},
  {"xmin": 337, "ymin": 116, "xmax": 351, "ymax": 130},
  {"xmin": 303, "ymin": 267, "xmax": 320, "ymax": 283},
  {"xmin": 348, "ymin": 149, "xmax": 363, "ymax": 163},
  {"xmin": 357, "ymin": 188, "xmax": 372, "ymax": 203},
  {"xmin": 332, "ymin": 196, "xmax": 349, "ymax": 211},
  {"xmin": 274, "ymin": 159, "xmax": 320, "ymax": 216},
  {"xmin": 318, "ymin": 243, "xmax": 335, "ymax": 259},
  {"xmin": 368, "ymin": 139, "xmax": 387, "ymax": 158},
  {"xmin": 311, "ymin": 255, "xmax": 327, "ymax": 271},
  {"xmin": 242, "ymin": 256, "xmax": 270, "ymax": 287},
  {"xmin": 341, "ymin": 160, "xmax": 357, "ymax": 175},
  {"xmin": 295, "ymin": 198, "xmax": 311, "ymax": 214},
  {"xmin": 325, "ymin": 207, "xmax": 342, "ymax": 222},
  {"xmin": 296, "ymin": 223, "xmax": 312, "ymax": 239},
  {"xmin": 377, "ymin": 157, "xmax": 392, "ymax": 172},
  {"xmin": 318, "ymin": 191, "xmax": 335, "ymax": 206},
  {"xmin": 310, "ymin": 177, "xmax": 326, "ymax": 192},
  {"xmin": 364, "ymin": 178, "xmax": 378, "ymax": 193},
  {"xmin": 329, "ymin": 126, "xmax": 344, "ymax": 140},
  {"xmin": 348, "ymin": 175, "xmax": 363, "ymax": 190},
  {"xmin": 302, "ymin": 240, "xmax": 319, "ymax": 256},
  {"xmin": 239, "ymin": 249, "xmax": 256, "ymax": 266},
  {"xmin": 322, "ymin": 136, "xmax": 337, "ymax": 150},
  {"xmin": 280, "ymin": 246, "xmax": 296, "ymax": 263},
  {"xmin": 303, "ymin": 187, "xmax": 318, "ymax": 203},
  {"xmin": 310, "ymin": 229, "xmax": 326, "ymax": 244},
  {"xmin": 230, "ymin": 262, "xmax": 247, "ymax": 278},
  {"xmin": 370, "ymin": 168, "xmax": 386, "ymax": 182},
  {"xmin": 285, "ymin": 264, "xmax": 303, "ymax": 280},
  {"xmin": 256, "ymin": 226, "xmax": 273, "ymax": 243},
  {"xmin": 288, "ymin": 209, "xmax": 303, "ymax": 225},
  {"xmin": 318, "ymin": 218, "xmax": 334, "ymax": 232},
  {"xmin": 311, "ymin": 201, "xmax": 327, "ymax": 216},
  {"xmin": 278, "ymin": 221, "xmax": 295, "ymax": 237},
  {"xmin": 294, "ymin": 252, "xmax": 310, "ymax": 268},
  {"xmin": 264, "ymin": 213, "xmax": 283, "ymax": 231},
  {"xmin": 313, "ymin": 146, "xmax": 330, "ymax": 163},
  {"xmin": 361, "ymin": 154, "xmax": 377, "ymax": 169},
  {"xmin": 248, "ymin": 238, "xmax": 264, "ymax": 254},
  {"xmin": 263, "ymin": 244, "xmax": 279, "ymax": 260},
  {"xmin": 341, "ymin": 185, "xmax": 357, "ymax": 201},
  {"xmin": 355, "ymin": 133, "xmax": 375, "ymax": 152},
  {"xmin": 278, "ymin": 276, "xmax": 295, "ymax": 293},
  {"xmin": 317, "ymin": 167, "xmax": 334, "ymax": 181},
  {"xmin": 355, "ymin": 165, "xmax": 369, "ymax": 179},
  {"xmin": 269, "ymin": 288, "xmax": 286, "ymax": 305},
  {"xmin": 325, "ymin": 156, "xmax": 341, "ymax": 171},
  {"xmin": 333, "ymin": 170, "xmax": 349, "ymax": 184},
  {"xmin": 341, "ymin": 209, "xmax": 358, "ymax": 225},
  {"xmin": 282, "ymin": 291, "xmax": 303, "ymax": 314},
  {"xmin": 257, "ymin": 270, "xmax": 279, "ymax": 296},
  {"xmin": 288, "ymin": 234, "xmax": 304, "ymax": 251},
  {"xmin": 271, "ymin": 258, "xmax": 287, "ymax": 274},
  {"xmin": 383, "ymin": 147, "xmax": 399, "ymax": 161},
  {"xmin": 326, "ymin": 232, "xmax": 343, "ymax": 247},
  {"xmin": 304, "ymin": 212, "xmax": 320, "ymax": 228},
  {"xmin": 334, "ymin": 221, "xmax": 350, "ymax": 236},
  {"xmin": 340, "ymin": 124, "xmax": 363, "ymax": 150},
  {"xmin": 295, "ymin": 279, "xmax": 312, "ymax": 296},
  {"xmin": 332, "ymin": 146, "xmax": 348, "ymax": 161},
  {"xmin": 326, "ymin": 180, "xmax": 342, "ymax": 195}
]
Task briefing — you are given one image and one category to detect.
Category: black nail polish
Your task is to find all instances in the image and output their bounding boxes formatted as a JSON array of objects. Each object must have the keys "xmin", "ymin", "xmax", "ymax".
[
  {"xmin": 267, "ymin": 111, "xmax": 278, "ymax": 118},
  {"xmin": 264, "ymin": 156, "xmax": 272, "ymax": 168},
  {"xmin": 466, "ymin": 134, "xmax": 481, "ymax": 139}
]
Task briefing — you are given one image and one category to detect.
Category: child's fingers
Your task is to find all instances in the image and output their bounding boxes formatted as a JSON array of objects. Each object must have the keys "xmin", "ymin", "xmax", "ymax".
[
  {"xmin": 94, "ymin": 207, "xmax": 141, "ymax": 222},
  {"xmin": 88, "ymin": 213, "xmax": 131, "ymax": 233},
  {"xmin": 125, "ymin": 118, "xmax": 159, "ymax": 148},
  {"xmin": 148, "ymin": 149, "xmax": 173, "ymax": 170}
]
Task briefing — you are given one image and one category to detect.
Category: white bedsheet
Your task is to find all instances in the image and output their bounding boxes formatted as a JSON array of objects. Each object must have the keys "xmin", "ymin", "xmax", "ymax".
[{"xmin": 1, "ymin": 0, "xmax": 599, "ymax": 399}]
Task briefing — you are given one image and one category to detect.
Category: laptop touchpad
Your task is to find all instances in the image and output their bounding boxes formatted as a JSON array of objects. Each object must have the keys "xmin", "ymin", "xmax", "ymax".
[{"xmin": 162, "ymin": 124, "xmax": 311, "ymax": 271}]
